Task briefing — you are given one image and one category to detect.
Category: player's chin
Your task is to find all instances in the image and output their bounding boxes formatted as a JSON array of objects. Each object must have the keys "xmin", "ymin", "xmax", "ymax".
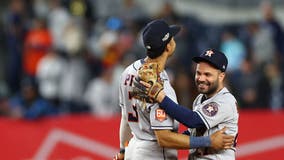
[
  {"xmin": 197, "ymin": 87, "xmax": 208, "ymax": 94},
  {"xmin": 197, "ymin": 84, "xmax": 209, "ymax": 91}
]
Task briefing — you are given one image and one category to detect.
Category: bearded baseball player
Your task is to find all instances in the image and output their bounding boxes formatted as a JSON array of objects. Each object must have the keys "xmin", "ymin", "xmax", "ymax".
[
  {"xmin": 114, "ymin": 20, "xmax": 235, "ymax": 160},
  {"xmin": 133, "ymin": 49, "xmax": 239, "ymax": 160}
]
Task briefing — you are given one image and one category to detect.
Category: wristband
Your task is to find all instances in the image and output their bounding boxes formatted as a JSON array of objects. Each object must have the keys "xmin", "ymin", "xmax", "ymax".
[
  {"xmin": 190, "ymin": 136, "xmax": 211, "ymax": 148},
  {"xmin": 119, "ymin": 148, "xmax": 125, "ymax": 154}
]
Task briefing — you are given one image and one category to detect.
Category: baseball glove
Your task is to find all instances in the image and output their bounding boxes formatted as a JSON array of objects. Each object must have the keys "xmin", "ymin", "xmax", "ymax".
[{"xmin": 131, "ymin": 62, "xmax": 164, "ymax": 103}]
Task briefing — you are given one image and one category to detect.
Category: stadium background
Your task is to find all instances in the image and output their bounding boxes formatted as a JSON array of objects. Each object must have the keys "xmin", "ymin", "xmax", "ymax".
[{"xmin": 0, "ymin": 0, "xmax": 284, "ymax": 159}]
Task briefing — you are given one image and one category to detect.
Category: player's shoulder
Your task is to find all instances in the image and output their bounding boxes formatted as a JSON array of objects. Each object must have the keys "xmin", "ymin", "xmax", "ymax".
[
  {"xmin": 193, "ymin": 94, "xmax": 203, "ymax": 106},
  {"xmin": 214, "ymin": 87, "xmax": 233, "ymax": 98},
  {"xmin": 121, "ymin": 59, "xmax": 143, "ymax": 76},
  {"xmin": 215, "ymin": 87, "xmax": 237, "ymax": 106}
]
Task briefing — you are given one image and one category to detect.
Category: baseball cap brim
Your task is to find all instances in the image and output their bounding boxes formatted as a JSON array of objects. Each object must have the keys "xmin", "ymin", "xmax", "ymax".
[
  {"xmin": 192, "ymin": 57, "xmax": 223, "ymax": 71},
  {"xmin": 192, "ymin": 56, "xmax": 208, "ymax": 63},
  {"xmin": 169, "ymin": 25, "xmax": 181, "ymax": 37}
]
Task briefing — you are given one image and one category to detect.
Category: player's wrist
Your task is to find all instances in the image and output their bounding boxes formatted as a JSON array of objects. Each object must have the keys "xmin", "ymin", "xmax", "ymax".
[
  {"xmin": 119, "ymin": 148, "xmax": 125, "ymax": 154},
  {"xmin": 189, "ymin": 136, "xmax": 211, "ymax": 148},
  {"xmin": 156, "ymin": 90, "xmax": 166, "ymax": 103}
]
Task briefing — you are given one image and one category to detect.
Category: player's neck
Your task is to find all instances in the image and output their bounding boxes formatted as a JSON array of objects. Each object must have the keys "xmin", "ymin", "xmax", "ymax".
[
  {"xmin": 205, "ymin": 85, "xmax": 224, "ymax": 99},
  {"xmin": 145, "ymin": 55, "xmax": 167, "ymax": 72}
]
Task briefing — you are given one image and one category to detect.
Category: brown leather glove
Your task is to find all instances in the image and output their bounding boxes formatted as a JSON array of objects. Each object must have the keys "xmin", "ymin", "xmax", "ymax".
[{"xmin": 131, "ymin": 62, "xmax": 164, "ymax": 103}]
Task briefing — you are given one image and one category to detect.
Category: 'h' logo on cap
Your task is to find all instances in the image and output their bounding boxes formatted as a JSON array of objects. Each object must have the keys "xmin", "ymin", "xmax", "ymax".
[{"xmin": 205, "ymin": 50, "xmax": 214, "ymax": 57}]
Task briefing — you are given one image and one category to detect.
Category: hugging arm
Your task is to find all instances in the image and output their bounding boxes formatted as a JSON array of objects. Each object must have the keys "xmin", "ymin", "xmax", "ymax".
[{"xmin": 158, "ymin": 94, "xmax": 205, "ymax": 128}]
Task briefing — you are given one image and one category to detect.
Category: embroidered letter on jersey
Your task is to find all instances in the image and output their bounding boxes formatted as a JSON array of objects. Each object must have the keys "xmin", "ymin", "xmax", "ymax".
[
  {"xmin": 202, "ymin": 102, "xmax": 219, "ymax": 117},
  {"xmin": 155, "ymin": 108, "xmax": 167, "ymax": 122}
]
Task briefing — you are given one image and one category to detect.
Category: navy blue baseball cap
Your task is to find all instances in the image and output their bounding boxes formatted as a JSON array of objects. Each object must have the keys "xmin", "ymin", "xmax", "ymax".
[
  {"xmin": 142, "ymin": 19, "xmax": 181, "ymax": 58},
  {"xmin": 192, "ymin": 49, "xmax": 228, "ymax": 72}
]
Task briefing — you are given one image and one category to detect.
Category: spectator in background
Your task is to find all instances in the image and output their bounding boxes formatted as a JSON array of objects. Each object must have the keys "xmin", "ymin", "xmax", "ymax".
[
  {"xmin": 220, "ymin": 30, "xmax": 246, "ymax": 73},
  {"xmin": 258, "ymin": 62, "xmax": 283, "ymax": 110},
  {"xmin": 36, "ymin": 49, "xmax": 67, "ymax": 108},
  {"xmin": 229, "ymin": 58, "xmax": 260, "ymax": 108},
  {"xmin": 58, "ymin": 23, "xmax": 89, "ymax": 113},
  {"xmin": 92, "ymin": 0, "xmax": 121, "ymax": 19},
  {"xmin": 62, "ymin": 20, "xmax": 86, "ymax": 56},
  {"xmin": 88, "ymin": 22, "xmax": 120, "ymax": 63},
  {"xmin": 1, "ymin": 0, "xmax": 283, "ymax": 114},
  {"xmin": 63, "ymin": 0, "xmax": 95, "ymax": 22},
  {"xmin": 260, "ymin": 0, "xmax": 284, "ymax": 65},
  {"xmin": 120, "ymin": 0, "xmax": 147, "ymax": 22},
  {"xmin": 154, "ymin": 0, "xmax": 180, "ymax": 24},
  {"xmin": 58, "ymin": 53, "xmax": 90, "ymax": 113},
  {"xmin": 93, "ymin": 19, "xmax": 132, "ymax": 70},
  {"xmin": 247, "ymin": 21, "xmax": 275, "ymax": 68},
  {"xmin": 47, "ymin": 0, "xmax": 71, "ymax": 52},
  {"xmin": 83, "ymin": 65, "xmax": 120, "ymax": 117},
  {"xmin": 33, "ymin": 0, "xmax": 49, "ymax": 19},
  {"xmin": 173, "ymin": 70, "xmax": 193, "ymax": 108},
  {"xmin": 83, "ymin": 18, "xmax": 134, "ymax": 117},
  {"xmin": 8, "ymin": 76, "xmax": 58, "ymax": 120},
  {"xmin": 62, "ymin": 0, "xmax": 96, "ymax": 35},
  {"xmin": 3, "ymin": 0, "xmax": 28, "ymax": 93},
  {"xmin": 0, "ymin": 95, "xmax": 10, "ymax": 117},
  {"xmin": 23, "ymin": 17, "xmax": 52, "ymax": 77}
]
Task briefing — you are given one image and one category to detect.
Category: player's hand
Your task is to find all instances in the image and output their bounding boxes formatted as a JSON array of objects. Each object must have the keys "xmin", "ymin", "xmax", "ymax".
[
  {"xmin": 210, "ymin": 127, "xmax": 234, "ymax": 150},
  {"xmin": 131, "ymin": 62, "xmax": 164, "ymax": 103},
  {"xmin": 113, "ymin": 152, "xmax": 124, "ymax": 160},
  {"xmin": 131, "ymin": 78, "xmax": 154, "ymax": 103}
]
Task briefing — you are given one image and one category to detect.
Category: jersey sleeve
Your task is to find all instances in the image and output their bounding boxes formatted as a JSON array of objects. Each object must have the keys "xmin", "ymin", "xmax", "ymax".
[
  {"xmin": 195, "ymin": 101, "xmax": 231, "ymax": 129},
  {"xmin": 150, "ymin": 103, "xmax": 175, "ymax": 130},
  {"xmin": 119, "ymin": 85, "xmax": 128, "ymax": 119},
  {"xmin": 119, "ymin": 72, "xmax": 126, "ymax": 106}
]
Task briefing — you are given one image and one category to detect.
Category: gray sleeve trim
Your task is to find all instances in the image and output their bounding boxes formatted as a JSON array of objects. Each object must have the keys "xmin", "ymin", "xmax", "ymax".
[
  {"xmin": 151, "ymin": 126, "xmax": 174, "ymax": 130},
  {"xmin": 196, "ymin": 110, "xmax": 210, "ymax": 129}
]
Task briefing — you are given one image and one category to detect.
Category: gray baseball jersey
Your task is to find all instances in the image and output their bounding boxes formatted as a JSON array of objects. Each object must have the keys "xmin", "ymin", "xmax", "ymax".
[
  {"xmin": 119, "ymin": 59, "xmax": 179, "ymax": 159},
  {"xmin": 189, "ymin": 87, "xmax": 239, "ymax": 160}
]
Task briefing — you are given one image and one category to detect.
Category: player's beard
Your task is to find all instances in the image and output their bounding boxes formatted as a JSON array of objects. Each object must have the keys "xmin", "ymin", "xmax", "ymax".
[{"xmin": 195, "ymin": 78, "xmax": 219, "ymax": 97}]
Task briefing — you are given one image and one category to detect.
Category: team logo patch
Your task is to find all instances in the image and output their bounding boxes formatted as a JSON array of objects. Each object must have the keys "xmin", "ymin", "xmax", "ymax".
[
  {"xmin": 202, "ymin": 102, "xmax": 219, "ymax": 117},
  {"xmin": 155, "ymin": 108, "xmax": 167, "ymax": 122}
]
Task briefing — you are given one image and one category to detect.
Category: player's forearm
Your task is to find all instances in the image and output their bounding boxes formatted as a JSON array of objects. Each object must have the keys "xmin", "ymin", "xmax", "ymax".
[
  {"xmin": 158, "ymin": 96, "xmax": 205, "ymax": 128},
  {"xmin": 155, "ymin": 130, "xmax": 190, "ymax": 149},
  {"xmin": 155, "ymin": 130, "xmax": 211, "ymax": 149}
]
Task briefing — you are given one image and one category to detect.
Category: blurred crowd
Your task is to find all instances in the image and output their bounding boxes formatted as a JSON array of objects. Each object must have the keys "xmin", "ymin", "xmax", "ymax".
[{"xmin": 0, "ymin": 0, "xmax": 283, "ymax": 120}]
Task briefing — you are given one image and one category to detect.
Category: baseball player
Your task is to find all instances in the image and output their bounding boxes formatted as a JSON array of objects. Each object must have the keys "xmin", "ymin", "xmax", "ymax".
[
  {"xmin": 114, "ymin": 20, "xmax": 234, "ymax": 160},
  {"xmin": 134, "ymin": 49, "xmax": 239, "ymax": 160}
]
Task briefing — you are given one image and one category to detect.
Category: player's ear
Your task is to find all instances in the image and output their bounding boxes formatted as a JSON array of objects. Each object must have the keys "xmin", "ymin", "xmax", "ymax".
[
  {"xmin": 165, "ymin": 38, "xmax": 174, "ymax": 52},
  {"xmin": 165, "ymin": 42, "xmax": 171, "ymax": 52},
  {"xmin": 219, "ymin": 72, "xmax": 225, "ymax": 81}
]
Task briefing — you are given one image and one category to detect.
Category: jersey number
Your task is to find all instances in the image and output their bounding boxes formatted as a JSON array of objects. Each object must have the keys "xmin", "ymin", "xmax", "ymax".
[
  {"xmin": 125, "ymin": 74, "xmax": 135, "ymax": 100},
  {"xmin": 128, "ymin": 105, "xmax": 138, "ymax": 122},
  {"xmin": 125, "ymin": 74, "xmax": 139, "ymax": 122},
  {"xmin": 124, "ymin": 74, "xmax": 134, "ymax": 86}
]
